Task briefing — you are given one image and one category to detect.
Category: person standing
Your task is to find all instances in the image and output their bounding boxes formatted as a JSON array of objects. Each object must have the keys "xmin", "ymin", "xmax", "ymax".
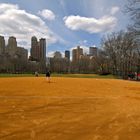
[{"xmin": 35, "ymin": 71, "xmax": 39, "ymax": 77}]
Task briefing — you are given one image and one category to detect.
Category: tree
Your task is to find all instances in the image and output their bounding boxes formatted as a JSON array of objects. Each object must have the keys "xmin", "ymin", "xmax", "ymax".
[
  {"xmin": 126, "ymin": 0, "xmax": 140, "ymax": 37},
  {"xmin": 94, "ymin": 49, "xmax": 110, "ymax": 74},
  {"xmin": 102, "ymin": 31, "xmax": 138, "ymax": 78},
  {"xmin": 126, "ymin": 0, "xmax": 140, "ymax": 79}
]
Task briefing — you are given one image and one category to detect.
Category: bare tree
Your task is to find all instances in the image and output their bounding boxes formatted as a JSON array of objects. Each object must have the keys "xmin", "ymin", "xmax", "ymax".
[
  {"xmin": 102, "ymin": 31, "xmax": 138, "ymax": 79},
  {"xmin": 126, "ymin": 0, "xmax": 140, "ymax": 31},
  {"xmin": 126, "ymin": 0, "xmax": 140, "ymax": 79}
]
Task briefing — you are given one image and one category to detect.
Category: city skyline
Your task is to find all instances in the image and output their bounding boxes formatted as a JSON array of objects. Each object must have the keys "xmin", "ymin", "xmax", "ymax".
[
  {"xmin": 0, "ymin": 0, "xmax": 130, "ymax": 57},
  {"xmin": 0, "ymin": 35, "xmax": 98, "ymax": 59}
]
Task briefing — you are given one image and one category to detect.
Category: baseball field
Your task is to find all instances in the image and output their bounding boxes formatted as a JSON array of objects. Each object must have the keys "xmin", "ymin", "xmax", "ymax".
[{"xmin": 0, "ymin": 76, "xmax": 140, "ymax": 140}]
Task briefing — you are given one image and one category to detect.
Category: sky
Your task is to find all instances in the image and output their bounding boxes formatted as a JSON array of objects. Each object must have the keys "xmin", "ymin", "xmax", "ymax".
[{"xmin": 0, "ymin": 0, "xmax": 130, "ymax": 57}]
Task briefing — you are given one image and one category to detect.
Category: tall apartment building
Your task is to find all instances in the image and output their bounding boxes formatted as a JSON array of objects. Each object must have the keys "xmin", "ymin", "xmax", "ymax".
[
  {"xmin": 0, "ymin": 36, "xmax": 28, "ymax": 60},
  {"xmin": 8, "ymin": 36, "xmax": 17, "ymax": 48},
  {"xmin": 89, "ymin": 47, "xmax": 97, "ymax": 57},
  {"xmin": 6, "ymin": 36, "xmax": 18, "ymax": 56},
  {"xmin": 31, "ymin": 36, "xmax": 38, "ymax": 61},
  {"xmin": 30, "ymin": 36, "xmax": 46, "ymax": 62},
  {"xmin": 0, "ymin": 36, "xmax": 5, "ymax": 55},
  {"xmin": 72, "ymin": 46, "xmax": 83, "ymax": 61},
  {"xmin": 65, "ymin": 50, "xmax": 70, "ymax": 61},
  {"xmin": 39, "ymin": 38, "xmax": 46, "ymax": 61},
  {"xmin": 77, "ymin": 46, "xmax": 83, "ymax": 58},
  {"xmin": 16, "ymin": 47, "xmax": 28, "ymax": 61},
  {"xmin": 54, "ymin": 51, "xmax": 62, "ymax": 59},
  {"xmin": 72, "ymin": 49, "xmax": 77, "ymax": 62}
]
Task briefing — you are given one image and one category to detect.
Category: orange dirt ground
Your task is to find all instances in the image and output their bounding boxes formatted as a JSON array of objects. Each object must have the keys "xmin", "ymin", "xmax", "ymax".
[{"xmin": 0, "ymin": 77, "xmax": 140, "ymax": 140}]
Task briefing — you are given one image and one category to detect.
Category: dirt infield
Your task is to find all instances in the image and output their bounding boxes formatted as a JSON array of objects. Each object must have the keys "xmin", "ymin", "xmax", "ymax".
[{"xmin": 0, "ymin": 77, "xmax": 140, "ymax": 140}]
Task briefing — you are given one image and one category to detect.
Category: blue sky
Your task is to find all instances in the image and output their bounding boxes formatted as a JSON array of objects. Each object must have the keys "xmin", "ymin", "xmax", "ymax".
[{"xmin": 0, "ymin": 0, "xmax": 129, "ymax": 57}]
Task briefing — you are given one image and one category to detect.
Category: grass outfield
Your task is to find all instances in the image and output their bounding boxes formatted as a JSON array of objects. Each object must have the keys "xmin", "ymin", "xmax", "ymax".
[
  {"xmin": 0, "ymin": 77, "xmax": 140, "ymax": 139},
  {"xmin": 0, "ymin": 73, "xmax": 117, "ymax": 79}
]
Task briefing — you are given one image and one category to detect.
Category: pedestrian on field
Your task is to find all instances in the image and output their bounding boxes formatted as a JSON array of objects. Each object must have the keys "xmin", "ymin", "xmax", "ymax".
[
  {"xmin": 46, "ymin": 70, "xmax": 51, "ymax": 83},
  {"xmin": 35, "ymin": 71, "xmax": 39, "ymax": 77}
]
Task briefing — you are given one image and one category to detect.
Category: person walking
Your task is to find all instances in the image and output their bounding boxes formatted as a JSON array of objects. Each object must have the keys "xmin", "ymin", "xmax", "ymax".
[{"xmin": 46, "ymin": 70, "xmax": 51, "ymax": 83}]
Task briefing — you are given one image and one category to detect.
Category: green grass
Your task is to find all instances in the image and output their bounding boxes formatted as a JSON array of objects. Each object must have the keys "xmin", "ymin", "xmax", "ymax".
[
  {"xmin": 52, "ymin": 74, "xmax": 117, "ymax": 79},
  {"xmin": 0, "ymin": 73, "xmax": 117, "ymax": 79},
  {"xmin": 0, "ymin": 73, "xmax": 35, "ymax": 77}
]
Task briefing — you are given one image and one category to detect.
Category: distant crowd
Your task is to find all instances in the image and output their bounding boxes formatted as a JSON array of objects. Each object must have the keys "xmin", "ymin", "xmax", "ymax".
[{"xmin": 128, "ymin": 72, "xmax": 140, "ymax": 81}]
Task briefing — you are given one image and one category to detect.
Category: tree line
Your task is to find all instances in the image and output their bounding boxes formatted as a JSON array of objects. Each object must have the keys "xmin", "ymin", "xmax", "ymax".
[
  {"xmin": 99, "ymin": 0, "xmax": 140, "ymax": 79},
  {"xmin": 50, "ymin": 0, "xmax": 140, "ymax": 80}
]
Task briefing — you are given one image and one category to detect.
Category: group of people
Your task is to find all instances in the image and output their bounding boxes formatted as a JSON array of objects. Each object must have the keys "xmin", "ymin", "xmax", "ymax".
[
  {"xmin": 35, "ymin": 70, "xmax": 51, "ymax": 83},
  {"xmin": 128, "ymin": 72, "xmax": 140, "ymax": 81}
]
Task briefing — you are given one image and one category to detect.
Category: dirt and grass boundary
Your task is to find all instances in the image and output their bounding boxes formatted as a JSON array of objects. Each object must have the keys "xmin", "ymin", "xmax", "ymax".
[{"xmin": 0, "ymin": 73, "xmax": 118, "ymax": 79}]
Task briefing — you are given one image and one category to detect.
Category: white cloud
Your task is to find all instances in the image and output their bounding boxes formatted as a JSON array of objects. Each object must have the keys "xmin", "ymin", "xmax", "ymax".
[
  {"xmin": 38, "ymin": 9, "xmax": 55, "ymax": 20},
  {"xmin": 64, "ymin": 15, "xmax": 117, "ymax": 33},
  {"xmin": 47, "ymin": 51, "xmax": 64, "ymax": 58},
  {"xmin": 110, "ymin": 6, "xmax": 120, "ymax": 15},
  {"xmin": 47, "ymin": 51, "xmax": 55, "ymax": 57},
  {"xmin": 81, "ymin": 46, "xmax": 89, "ymax": 54},
  {"xmin": 0, "ymin": 3, "xmax": 59, "ymax": 50},
  {"xmin": 78, "ymin": 40, "xmax": 88, "ymax": 45},
  {"xmin": 83, "ymin": 40, "xmax": 87, "ymax": 44}
]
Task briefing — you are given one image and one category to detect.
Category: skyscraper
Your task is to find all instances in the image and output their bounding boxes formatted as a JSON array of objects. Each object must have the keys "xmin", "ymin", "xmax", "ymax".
[
  {"xmin": 0, "ymin": 36, "xmax": 5, "ymax": 54},
  {"xmin": 30, "ymin": 36, "xmax": 46, "ymax": 62},
  {"xmin": 8, "ymin": 36, "xmax": 17, "ymax": 48},
  {"xmin": 65, "ymin": 50, "xmax": 70, "ymax": 61},
  {"xmin": 89, "ymin": 47, "xmax": 97, "ymax": 57},
  {"xmin": 6, "ymin": 36, "xmax": 17, "ymax": 56},
  {"xmin": 16, "ymin": 47, "xmax": 28, "ymax": 61},
  {"xmin": 72, "ymin": 46, "xmax": 83, "ymax": 61},
  {"xmin": 39, "ymin": 38, "xmax": 46, "ymax": 61},
  {"xmin": 54, "ymin": 51, "xmax": 62, "ymax": 59},
  {"xmin": 31, "ymin": 36, "xmax": 38, "ymax": 61},
  {"xmin": 72, "ymin": 49, "xmax": 77, "ymax": 62},
  {"xmin": 77, "ymin": 46, "xmax": 83, "ymax": 59}
]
